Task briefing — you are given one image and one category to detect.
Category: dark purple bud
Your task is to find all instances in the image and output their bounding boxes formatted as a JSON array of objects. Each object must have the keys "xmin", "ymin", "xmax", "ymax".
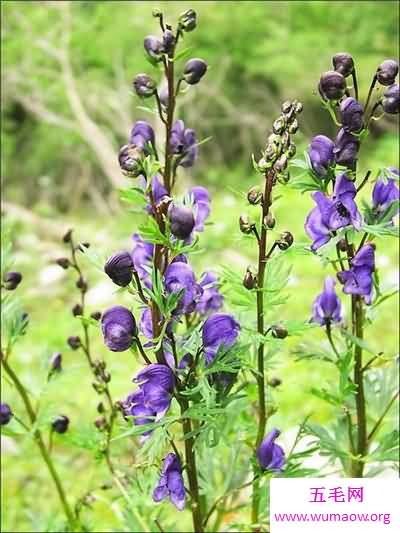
[
  {"xmin": 144, "ymin": 35, "xmax": 163, "ymax": 61},
  {"xmin": 272, "ymin": 116, "xmax": 286, "ymax": 134},
  {"xmin": 0, "ymin": 403, "xmax": 13, "ymax": 426},
  {"xmin": 56, "ymin": 257, "xmax": 70, "ymax": 269},
  {"xmin": 67, "ymin": 336, "xmax": 81, "ymax": 350},
  {"xmin": 382, "ymin": 84, "xmax": 399, "ymax": 115},
  {"xmin": 118, "ymin": 144, "xmax": 143, "ymax": 178},
  {"xmin": 340, "ymin": 97, "xmax": 364, "ymax": 132},
  {"xmin": 76, "ymin": 277, "xmax": 87, "ymax": 292},
  {"xmin": 91, "ymin": 311, "xmax": 102, "ymax": 321},
  {"xmin": 312, "ymin": 277, "xmax": 342, "ymax": 325},
  {"xmin": 3, "ymin": 271, "xmax": 22, "ymax": 290},
  {"xmin": 50, "ymin": 352, "xmax": 62, "ymax": 373},
  {"xmin": 247, "ymin": 186, "xmax": 263, "ymax": 205},
  {"xmin": 183, "ymin": 58, "xmax": 207, "ymax": 85},
  {"xmin": 162, "ymin": 29, "xmax": 175, "ymax": 55},
  {"xmin": 376, "ymin": 59, "xmax": 399, "ymax": 86},
  {"xmin": 72, "ymin": 304, "xmax": 83, "ymax": 317},
  {"xmin": 281, "ymin": 100, "xmax": 293, "ymax": 114},
  {"xmin": 239, "ymin": 214, "xmax": 252, "ymax": 234},
  {"xmin": 168, "ymin": 204, "xmax": 195, "ymax": 240},
  {"xmin": 277, "ymin": 231, "xmax": 294, "ymax": 250},
  {"xmin": 63, "ymin": 229, "xmax": 73, "ymax": 243},
  {"xmin": 95, "ymin": 417, "xmax": 107, "ymax": 430},
  {"xmin": 271, "ymin": 324, "xmax": 288, "ymax": 339},
  {"xmin": 257, "ymin": 429, "xmax": 285, "ymax": 471},
  {"xmin": 101, "ymin": 306, "xmax": 137, "ymax": 352},
  {"xmin": 153, "ymin": 453, "xmax": 186, "ymax": 510},
  {"xmin": 308, "ymin": 135, "xmax": 335, "ymax": 177},
  {"xmin": 243, "ymin": 267, "xmax": 256, "ymax": 290},
  {"xmin": 333, "ymin": 128, "xmax": 360, "ymax": 167},
  {"xmin": 268, "ymin": 377, "xmax": 282, "ymax": 387},
  {"xmin": 52, "ymin": 415, "xmax": 69, "ymax": 434},
  {"xmin": 319, "ymin": 71, "xmax": 346, "ymax": 100},
  {"xmin": 264, "ymin": 213, "xmax": 276, "ymax": 229},
  {"xmin": 338, "ymin": 239, "xmax": 348, "ymax": 252},
  {"xmin": 332, "ymin": 52, "xmax": 354, "ymax": 77},
  {"xmin": 179, "ymin": 9, "xmax": 197, "ymax": 32},
  {"xmin": 274, "ymin": 154, "xmax": 288, "ymax": 173},
  {"xmin": 104, "ymin": 251, "xmax": 133, "ymax": 287},
  {"xmin": 133, "ymin": 73, "xmax": 156, "ymax": 98}
]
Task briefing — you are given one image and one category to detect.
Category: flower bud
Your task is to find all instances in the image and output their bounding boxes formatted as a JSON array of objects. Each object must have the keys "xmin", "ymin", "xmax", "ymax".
[
  {"xmin": 50, "ymin": 352, "xmax": 62, "ymax": 373},
  {"xmin": 183, "ymin": 58, "xmax": 207, "ymax": 85},
  {"xmin": 67, "ymin": 335, "xmax": 81, "ymax": 350},
  {"xmin": 288, "ymin": 119, "xmax": 298, "ymax": 134},
  {"xmin": 319, "ymin": 71, "xmax": 346, "ymax": 100},
  {"xmin": 3, "ymin": 271, "xmax": 22, "ymax": 290},
  {"xmin": 76, "ymin": 277, "xmax": 87, "ymax": 292},
  {"xmin": 239, "ymin": 214, "xmax": 252, "ymax": 234},
  {"xmin": 337, "ymin": 239, "xmax": 348, "ymax": 252},
  {"xmin": 271, "ymin": 324, "xmax": 288, "ymax": 339},
  {"xmin": 287, "ymin": 144, "xmax": 296, "ymax": 158},
  {"xmin": 294, "ymin": 101, "xmax": 303, "ymax": 113},
  {"xmin": 281, "ymin": 131, "xmax": 291, "ymax": 150},
  {"xmin": 63, "ymin": 229, "xmax": 73, "ymax": 243},
  {"xmin": 56, "ymin": 257, "xmax": 70, "ymax": 269},
  {"xmin": 104, "ymin": 251, "xmax": 133, "ymax": 287},
  {"xmin": 72, "ymin": 304, "xmax": 83, "ymax": 317},
  {"xmin": 382, "ymin": 84, "xmax": 399, "ymax": 115},
  {"xmin": 277, "ymin": 231, "xmax": 294, "ymax": 250},
  {"xmin": 91, "ymin": 311, "xmax": 102, "ymax": 321},
  {"xmin": 281, "ymin": 100, "xmax": 293, "ymax": 114},
  {"xmin": 274, "ymin": 154, "xmax": 288, "ymax": 173},
  {"xmin": 118, "ymin": 144, "xmax": 143, "ymax": 178},
  {"xmin": 269, "ymin": 377, "xmax": 282, "ymax": 387},
  {"xmin": 103, "ymin": 371, "xmax": 111, "ymax": 383},
  {"xmin": 133, "ymin": 73, "xmax": 156, "ymax": 98},
  {"xmin": 272, "ymin": 116, "xmax": 285, "ymax": 134},
  {"xmin": 340, "ymin": 97, "xmax": 364, "ymax": 132},
  {"xmin": 264, "ymin": 213, "xmax": 276, "ymax": 229},
  {"xmin": 97, "ymin": 402, "xmax": 105, "ymax": 413},
  {"xmin": 179, "ymin": 9, "xmax": 197, "ymax": 32},
  {"xmin": 265, "ymin": 143, "xmax": 279, "ymax": 161},
  {"xmin": 243, "ymin": 267, "xmax": 257, "ymax": 290},
  {"xmin": 143, "ymin": 35, "xmax": 163, "ymax": 61},
  {"xmin": 52, "ymin": 415, "xmax": 69, "ymax": 434},
  {"xmin": 0, "ymin": 403, "xmax": 13, "ymax": 426},
  {"xmin": 152, "ymin": 8, "xmax": 162, "ymax": 17},
  {"xmin": 332, "ymin": 53, "xmax": 354, "ymax": 77},
  {"xmin": 247, "ymin": 186, "xmax": 263, "ymax": 205},
  {"xmin": 162, "ymin": 29, "xmax": 175, "ymax": 55},
  {"xmin": 95, "ymin": 417, "xmax": 107, "ymax": 430},
  {"xmin": 376, "ymin": 59, "xmax": 399, "ymax": 86},
  {"xmin": 168, "ymin": 204, "xmax": 195, "ymax": 240}
]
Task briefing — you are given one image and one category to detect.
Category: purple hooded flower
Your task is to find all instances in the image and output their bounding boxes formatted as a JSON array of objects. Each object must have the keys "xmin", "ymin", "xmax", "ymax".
[
  {"xmin": 305, "ymin": 174, "xmax": 362, "ymax": 251},
  {"xmin": 202, "ymin": 313, "xmax": 240, "ymax": 365},
  {"xmin": 196, "ymin": 272, "xmax": 224, "ymax": 315},
  {"xmin": 372, "ymin": 168, "xmax": 399, "ymax": 219},
  {"xmin": 340, "ymin": 98, "xmax": 364, "ymax": 132},
  {"xmin": 101, "ymin": 306, "xmax": 137, "ymax": 352},
  {"xmin": 129, "ymin": 121, "xmax": 155, "ymax": 153},
  {"xmin": 153, "ymin": 453, "xmax": 186, "ymax": 510},
  {"xmin": 256, "ymin": 429, "xmax": 285, "ymax": 472},
  {"xmin": 123, "ymin": 364, "xmax": 174, "ymax": 438},
  {"xmin": 0, "ymin": 403, "xmax": 13, "ymax": 426},
  {"xmin": 104, "ymin": 251, "xmax": 133, "ymax": 287},
  {"xmin": 170, "ymin": 120, "xmax": 197, "ymax": 168},
  {"xmin": 188, "ymin": 186, "xmax": 210, "ymax": 232},
  {"xmin": 333, "ymin": 128, "xmax": 360, "ymax": 168},
  {"xmin": 311, "ymin": 277, "xmax": 342, "ymax": 325},
  {"xmin": 131, "ymin": 234, "xmax": 154, "ymax": 287},
  {"xmin": 337, "ymin": 244, "xmax": 375, "ymax": 304},
  {"xmin": 164, "ymin": 261, "xmax": 202, "ymax": 315},
  {"xmin": 308, "ymin": 135, "xmax": 335, "ymax": 177},
  {"xmin": 168, "ymin": 204, "xmax": 195, "ymax": 240},
  {"xmin": 143, "ymin": 35, "xmax": 163, "ymax": 61},
  {"xmin": 183, "ymin": 58, "xmax": 207, "ymax": 85},
  {"xmin": 382, "ymin": 84, "xmax": 399, "ymax": 115}
]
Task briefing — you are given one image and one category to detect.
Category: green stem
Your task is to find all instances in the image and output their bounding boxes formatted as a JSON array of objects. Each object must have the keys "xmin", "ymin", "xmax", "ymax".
[{"xmin": 1, "ymin": 357, "xmax": 78, "ymax": 531}]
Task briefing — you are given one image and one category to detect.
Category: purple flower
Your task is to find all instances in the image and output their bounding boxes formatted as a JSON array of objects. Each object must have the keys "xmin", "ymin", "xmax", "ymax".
[
  {"xmin": 146, "ymin": 175, "xmax": 170, "ymax": 215},
  {"xmin": 202, "ymin": 313, "xmax": 240, "ymax": 364},
  {"xmin": 104, "ymin": 251, "xmax": 133, "ymax": 287},
  {"xmin": 256, "ymin": 429, "xmax": 285, "ymax": 472},
  {"xmin": 129, "ymin": 121, "xmax": 155, "ymax": 153},
  {"xmin": 377, "ymin": 59, "xmax": 398, "ymax": 86},
  {"xmin": 0, "ymin": 403, "xmax": 13, "ymax": 426},
  {"xmin": 3, "ymin": 271, "xmax": 22, "ymax": 291},
  {"xmin": 196, "ymin": 272, "xmax": 224, "ymax": 315},
  {"xmin": 143, "ymin": 35, "xmax": 163, "ymax": 61},
  {"xmin": 139, "ymin": 308, "xmax": 153, "ymax": 339},
  {"xmin": 52, "ymin": 415, "xmax": 69, "ymax": 434},
  {"xmin": 308, "ymin": 135, "xmax": 335, "ymax": 177},
  {"xmin": 311, "ymin": 277, "xmax": 342, "ymax": 326},
  {"xmin": 123, "ymin": 364, "xmax": 174, "ymax": 438},
  {"xmin": 164, "ymin": 261, "xmax": 202, "ymax": 315},
  {"xmin": 168, "ymin": 204, "xmax": 195, "ymax": 240},
  {"xmin": 333, "ymin": 128, "xmax": 360, "ymax": 168},
  {"xmin": 319, "ymin": 71, "xmax": 346, "ymax": 100},
  {"xmin": 305, "ymin": 174, "xmax": 362, "ymax": 251},
  {"xmin": 183, "ymin": 58, "xmax": 207, "ymax": 85},
  {"xmin": 49, "ymin": 352, "xmax": 62, "ymax": 373},
  {"xmin": 153, "ymin": 453, "xmax": 186, "ymax": 510},
  {"xmin": 187, "ymin": 186, "xmax": 211, "ymax": 232},
  {"xmin": 170, "ymin": 120, "xmax": 197, "ymax": 168},
  {"xmin": 118, "ymin": 144, "xmax": 143, "ymax": 177},
  {"xmin": 372, "ymin": 168, "xmax": 399, "ymax": 219},
  {"xmin": 340, "ymin": 98, "xmax": 364, "ymax": 132},
  {"xmin": 101, "ymin": 306, "xmax": 137, "ymax": 352},
  {"xmin": 131, "ymin": 234, "xmax": 154, "ymax": 287},
  {"xmin": 337, "ymin": 244, "xmax": 375, "ymax": 304},
  {"xmin": 382, "ymin": 84, "xmax": 399, "ymax": 115},
  {"xmin": 133, "ymin": 73, "xmax": 156, "ymax": 98}
]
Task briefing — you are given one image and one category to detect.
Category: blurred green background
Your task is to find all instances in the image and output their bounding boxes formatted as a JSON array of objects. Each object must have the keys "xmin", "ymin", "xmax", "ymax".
[{"xmin": 1, "ymin": 1, "xmax": 399, "ymax": 532}]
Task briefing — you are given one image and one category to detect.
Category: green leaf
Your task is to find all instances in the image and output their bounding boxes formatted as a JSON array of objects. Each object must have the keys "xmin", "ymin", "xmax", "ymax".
[
  {"xmin": 119, "ymin": 187, "xmax": 147, "ymax": 209},
  {"xmin": 138, "ymin": 217, "xmax": 169, "ymax": 246},
  {"xmin": 341, "ymin": 330, "xmax": 375, "ymax": 354}
]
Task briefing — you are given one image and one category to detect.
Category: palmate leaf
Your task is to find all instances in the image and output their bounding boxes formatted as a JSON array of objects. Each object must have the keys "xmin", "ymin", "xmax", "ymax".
[
  {"xmin": 118, "ymin": 186, "xmax": 147, "ymax": 209},
  {"xmin": 138, "ymin": 216, "xmax": 169, "ymax": 246}
]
